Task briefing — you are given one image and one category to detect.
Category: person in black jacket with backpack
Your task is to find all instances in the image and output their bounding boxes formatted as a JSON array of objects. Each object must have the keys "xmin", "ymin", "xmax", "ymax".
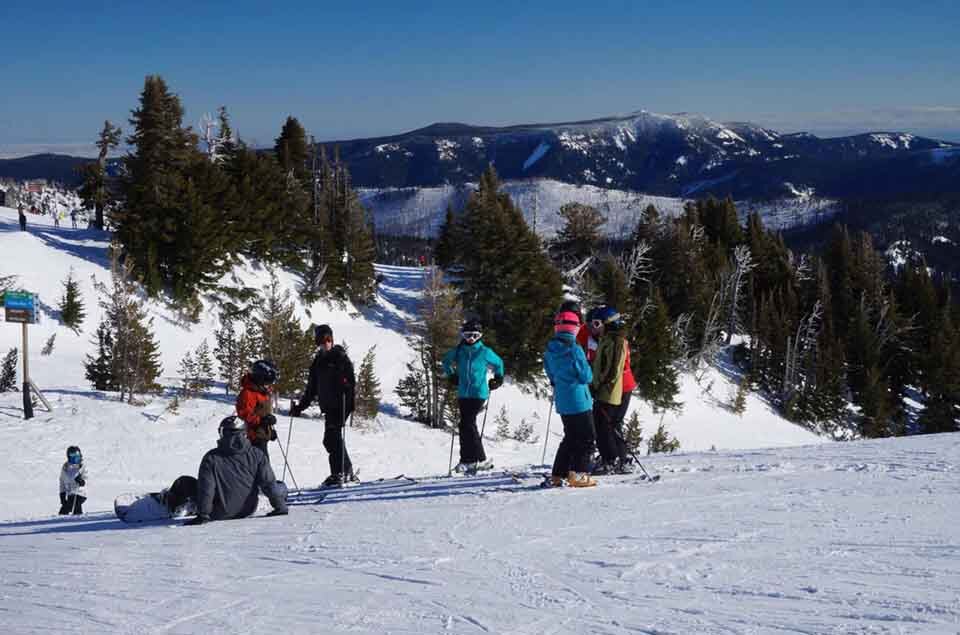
[{"xmin": 290, "ymin": 324, "xmax": 358, "ymax": 487}]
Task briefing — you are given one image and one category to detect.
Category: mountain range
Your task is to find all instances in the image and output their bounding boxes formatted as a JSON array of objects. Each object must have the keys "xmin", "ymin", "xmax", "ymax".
[{"xmin": 2, "ymin": 110, "xmax": 958, "ymax": 202}]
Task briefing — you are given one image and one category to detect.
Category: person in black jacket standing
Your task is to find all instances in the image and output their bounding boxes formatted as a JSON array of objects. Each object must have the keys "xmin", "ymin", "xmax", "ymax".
[{"xmin": 290, "ymin": 324, "xmax": 358, "ymax": 487}]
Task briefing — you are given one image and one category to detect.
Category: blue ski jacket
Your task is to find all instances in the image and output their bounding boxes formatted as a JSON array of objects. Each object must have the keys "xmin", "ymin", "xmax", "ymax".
[
  {"xmin": 543, "ymin": 332, "xmax": 593, "ymax": 415},
  {"xmin": 442, "ymin": 341, "xmax": 505, "ymax": 400}
]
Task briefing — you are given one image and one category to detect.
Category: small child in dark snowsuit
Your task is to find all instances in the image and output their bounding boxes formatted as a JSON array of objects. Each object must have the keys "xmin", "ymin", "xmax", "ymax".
[{"xmin": 59, "ymin": 446, "xmax": 88, "ymax": 514}]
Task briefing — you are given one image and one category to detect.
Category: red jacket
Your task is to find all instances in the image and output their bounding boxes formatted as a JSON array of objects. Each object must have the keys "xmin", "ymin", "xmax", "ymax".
[
  {"xmin": 236, "ymin": 374, "xmax": 273, "ymax": 442},
  {"xmin": 577, "ymin": 325, "xmax": 636, "ymax": 394}
]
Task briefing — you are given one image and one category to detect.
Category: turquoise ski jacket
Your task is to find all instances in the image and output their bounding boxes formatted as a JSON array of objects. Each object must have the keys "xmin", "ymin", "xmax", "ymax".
[
  {"xmin": 442, "ymin": 341, "xmax": 505, "ymax": 400},
  {"xmin": 543, "ymin": 332, "xmax": 593, "ymax": 415}
]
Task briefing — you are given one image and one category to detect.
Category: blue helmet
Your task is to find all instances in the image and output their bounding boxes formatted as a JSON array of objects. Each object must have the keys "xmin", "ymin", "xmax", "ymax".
[{"xmin": 592, "ymin": 305, "xmax": 623, "ymax": 330}]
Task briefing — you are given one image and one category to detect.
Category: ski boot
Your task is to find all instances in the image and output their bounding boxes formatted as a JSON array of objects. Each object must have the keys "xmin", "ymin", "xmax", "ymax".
[
  {"xmin": 566, "ymin": 471, "xmax": 597, "ymax": 488},
  {"xmin": 541, "ymin": 474, "xmax": 565, "ymax": 488},
  {"xmin": 453, "ymin": 461, "xmax": 477, "ymax": 475}
]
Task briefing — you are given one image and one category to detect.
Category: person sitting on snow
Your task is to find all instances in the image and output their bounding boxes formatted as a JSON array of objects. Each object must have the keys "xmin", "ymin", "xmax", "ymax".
[
  {"xmin": 59, "ymin": 446, "xmax": 88, "ymax": 515},
  {"xmin": 184, "ymin": 415, "xmax": 288, "ymax": 525}
]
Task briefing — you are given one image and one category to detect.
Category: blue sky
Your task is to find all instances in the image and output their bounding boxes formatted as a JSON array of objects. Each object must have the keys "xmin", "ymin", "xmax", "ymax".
[{"xmin": 1, "ymin": 0, "xmax": 958, "ymax": 151}]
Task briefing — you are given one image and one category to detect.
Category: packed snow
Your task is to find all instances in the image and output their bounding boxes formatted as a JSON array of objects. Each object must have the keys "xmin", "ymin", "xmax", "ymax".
[{"xmin": 1, "ymin": 206, "xmax": 957, "ymax": 633}]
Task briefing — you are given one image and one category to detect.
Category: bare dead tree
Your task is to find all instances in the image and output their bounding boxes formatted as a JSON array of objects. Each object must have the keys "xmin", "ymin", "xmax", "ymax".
[
  {"xmin": 724, "ymin": 245, "xmax": 756, "ymax": 344},
  {"xmin": 782, "ymin": 300, "xmax": 823, "ymax": 405},
  {"xmin": 618, "ymin": 240, "xmax": 653, "ymax": 288}
]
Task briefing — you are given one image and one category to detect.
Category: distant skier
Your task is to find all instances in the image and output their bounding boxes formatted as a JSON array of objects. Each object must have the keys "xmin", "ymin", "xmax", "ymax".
[
  {"xmin": 236, "ymin": 359, "xmax": 279, "ymax": 459},
  {"xmin": 59, "ymin": 446, "xmax": 88, "ymax": 514},
  {"xmin": 18, "ymin": 204, "xmax": 27, "ymax": 231},
  {"xmin": 53, "ymin": 210, "xmax": 61, "ymax": 228},
  {"xmin": 442, "ymin": 319, "xmax": 505, "ymax": 474},
  {"xmin": 290, "ymin": 325, "xmax": 358, "ymax": 487},
  {"xmin": 70, "ymin": 208, "xmax": 79, "ymax": 229},
  {"xmin": 543, "ymin": 310, "xmax": 597, "ymax": 488},
  {"xmin": 184, "ymin": 415, "xmax": 288, "ymax": 525},
  {"xmin": 586, "ymin": 306, "xmax": 636, "ymax": 474}
]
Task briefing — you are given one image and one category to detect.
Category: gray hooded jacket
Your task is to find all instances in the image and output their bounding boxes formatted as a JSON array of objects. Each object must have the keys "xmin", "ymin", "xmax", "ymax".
[{"xmin": 197, "ymin": 429, "xmax": 287, "ymax": 521}]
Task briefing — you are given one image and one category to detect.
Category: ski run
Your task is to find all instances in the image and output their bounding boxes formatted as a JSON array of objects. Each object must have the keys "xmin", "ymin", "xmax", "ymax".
[{"xmin": 1, "ymin": 206, "xmax": 958, "ymax": 633}]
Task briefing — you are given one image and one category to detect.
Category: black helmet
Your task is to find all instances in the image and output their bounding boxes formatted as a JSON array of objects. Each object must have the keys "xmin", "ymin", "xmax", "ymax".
[
  {"xmin": 462, "ymin": 318, "xmax": 482, "ymax": 333},
  {"xmin": 218, "ymin": 415, "xmax": 246, "ymax": 438},
  {"xmin": 66, "ymin": 446, "xmax": 82, "ymax": 464},
  {"xmin": 251, "ymin": 359, "xmax": 279, "ymax": 385},
  {"xmin": 559, "ymin": 299, "xmax": 582, "ymax": 319},
  {"xmin": 314, "ymin": 324, "xmax": 334, "ymax": 346}
]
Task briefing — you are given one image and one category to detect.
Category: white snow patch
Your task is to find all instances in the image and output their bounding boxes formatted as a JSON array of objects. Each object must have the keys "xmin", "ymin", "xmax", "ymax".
[
  {"xmin": 932, "ymin": 235, "xmax": 953, "ymax": 245},
  {"xmin": 434, "ymin": 139, "xmax": 458, "ymax": 161},
  {"xmin": 675, "ymin": 155, "xmax": 688, "ymax": 166},
  {"xmin": 582, "ymin": 168, "xmax": 597, "ymax": 182},
  {"xmin": 522, "ymin": 142, "xmax": 551, "ymax": 171},
  {"xmin": 375, "ymin": 143, "xmax": 400, "ymax": 154},
  {"xmin": 870, "ymin": 133, "xmax": 915, "ymax": 150}
]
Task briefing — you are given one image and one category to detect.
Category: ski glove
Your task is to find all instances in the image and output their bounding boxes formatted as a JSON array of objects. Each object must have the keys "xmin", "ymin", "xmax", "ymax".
[
  {"xmin": 488, "ymin": 375, "xmax": 504, "ymax": 390},
  {"xmin": 448, "ymin": 374, "xmax": 459, "ymax": 387},
  {"xmin": 185, "ymin": 515, "xmax": 209, "ymax": 526},
  {"xmin": 266, "ymin": 508, "xmax": 288, "ymax": 517},
  {"xmin": 75, "ymin": 476, "xmax": 85, "ymax": 487}
]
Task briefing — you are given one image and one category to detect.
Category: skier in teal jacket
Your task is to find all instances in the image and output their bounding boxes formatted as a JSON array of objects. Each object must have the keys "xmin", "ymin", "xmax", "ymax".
[{"xmin": 442, "ymin": 319, "xmax": 505, "ymax": 473}]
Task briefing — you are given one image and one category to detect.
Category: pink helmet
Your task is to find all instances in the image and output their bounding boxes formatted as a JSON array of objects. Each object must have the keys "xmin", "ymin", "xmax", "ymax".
[{"xmin": 554, "ymin": 310, "xmax": 581, "ymax": 335}]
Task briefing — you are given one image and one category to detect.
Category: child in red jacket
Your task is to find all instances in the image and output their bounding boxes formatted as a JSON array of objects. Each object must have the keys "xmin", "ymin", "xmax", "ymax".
[{"xmin": 236, "ymin": 359, "xmax": 279, "ymax": 458}]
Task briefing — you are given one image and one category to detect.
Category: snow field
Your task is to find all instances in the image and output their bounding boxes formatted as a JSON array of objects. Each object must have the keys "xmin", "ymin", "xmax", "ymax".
[{"xmin": 2, "ymin": 205, "xmax": 957, "ymax": 632}]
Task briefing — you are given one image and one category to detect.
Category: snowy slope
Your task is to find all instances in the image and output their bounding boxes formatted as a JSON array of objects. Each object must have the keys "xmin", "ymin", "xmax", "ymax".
[
  {"xmin": 359, "ymin": 179, "xmax": 840, "ymax": 238},
  {"xmin": 15, "ymin": 206, "xmax": 960, "ymax": 632}
]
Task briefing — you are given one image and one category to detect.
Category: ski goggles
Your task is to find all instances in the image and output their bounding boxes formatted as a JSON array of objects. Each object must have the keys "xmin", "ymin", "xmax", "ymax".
[
  {"xmin": 462, "ymin": 331, "xmax": 482, "ymax": 343},
  {"xmin": 590, "ymin": 319, "xmax": 605, "ymax": 329}
]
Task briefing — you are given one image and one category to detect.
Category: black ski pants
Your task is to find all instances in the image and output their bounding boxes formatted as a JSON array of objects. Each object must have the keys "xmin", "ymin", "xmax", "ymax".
[
  {"xmin": 323, "ymin": 409, "xmax": 353, "ymax": 476},
  {"xmin": 166, "ymin": 475, "xmax": 198, "ymax": 512},
  {"xmin": 594, "ymin": 392, "xmax": 631, "ymax": 464},
  {"xmin": 457, "ymin": 398, "xmax": 487, "ymax": 463},
  {"xmin": 552, "ymin": 410, "xmax": 597, "ymax": 477},
  {"xmin": 59, "ymin": 494, "xmax": 86, "ymax": 515}
]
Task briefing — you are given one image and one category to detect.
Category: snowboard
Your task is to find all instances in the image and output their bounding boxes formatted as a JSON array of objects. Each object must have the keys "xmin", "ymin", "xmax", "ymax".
[{"xmin": 114, "ymin": 492, "xmax": 196, "ymax": 523}]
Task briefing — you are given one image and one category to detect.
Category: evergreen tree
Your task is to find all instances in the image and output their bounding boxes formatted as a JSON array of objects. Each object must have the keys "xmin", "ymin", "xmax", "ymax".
[
  {"xmin": 58, "ymin": 268, "xmax": 86, "ymax": 333},
  {"xmin": 355, "ymin": 346, "xmax": 382, "ymax": 423},
  {"xmin": 453, "ymin": 166, "xmax": 563, "ymax": 383},
  {"xmin": 732, "ymin": 374, "xmax": 749, "ymax": 416},
  {"xmin": 274, "ymin": 116, "xmax": 309, "ymax": 182},
  {"xmin": 93, "ymin": 249, "xmax": 162, "ymax": 403},
  {"xmin": 78, "ymin": 120, "xmax": 122, "ymax": 230},
  {"xmin": 193, "ymin": 339, "xmax": 214, "ymax": 394},
  {"xmin": 553, "ymin": 202, "xmax": 605, "ymax": 265},
  {"xmin": 83, "ymin": 322, "xmax": 115, "ymax": 391},
  {"xmin": 631, "ymin": 287, "xmax": 681, "ymax": 412},
  {"xmin": 213, "ymin": 312, "xmax": 252, "ymax": 394},
  {"xmin": 495, "ymin": 407, "xmax": 511, "ymax": 440},
  {"xmin": 917, "ymin": 309, "xmax": 960, "ymax": 434},
  {"xmin": 41, "ymin": 334, "xmax": 56, "ymax": 356},
  {"xmin": 513, "ymin": 415, "xmax": 537, "ymax": 443},
  {"xmin": 0, "ymin": 348, "xmax": 17, "ymax": 392},
  {"xmin": 647, "ymin": 420, "xmax": 680, "ymax": 454},
  {"xmin": 178, "ymin": 351, "xmax": 197, "ymax": 397},
  {"xmin": 250, "ymin": 271, "xmax": 314, "ymax": 397},
  {"xmin": 624, "ymin": 410, "xmax": 644, "ymax": 454},
  {"xmin": 434, "ymin": 205, "xmax": 459, "ymax": 269}
]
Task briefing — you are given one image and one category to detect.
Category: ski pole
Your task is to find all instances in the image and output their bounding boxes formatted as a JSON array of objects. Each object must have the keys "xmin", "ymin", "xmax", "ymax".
[
  {"xmin": 341, "ymin": 393, "xmax": 347, "ymax": 479},
  {"xmin": 447, "ymin": 425, "xmax": 456, "ymax": 476},
  {"xmin": 282, "ymin": 410, "xmax": 296, "ymax": 483},
  {"xmin": 540, "ymin": 393, "xmax": 555, "ymax": 466},
  {"xmin": 479, "ymin": 394, "xmax": 491, "ymax": 439},
  {"xmin": 612, "ymin": 426, "xmax": 659, "ymax": 482},
  {"xmin": 274, "ymin": 434, "xmax": 302, "ymax": 495}
]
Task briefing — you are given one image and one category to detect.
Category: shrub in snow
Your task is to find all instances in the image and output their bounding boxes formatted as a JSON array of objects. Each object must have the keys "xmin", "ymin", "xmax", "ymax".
[
  {"xmin": 647, "ymin": 420, "xmax": 680, "ymax": 454},
  {"xmin": 41, "ymin": 334, "xmax": 56, "ymax": 356},
  {"xmin": 624, "ymin": 410, "xmax": 644, "ymax": 454},
  {"xmin": 513, "ymin": 415, "xmax": 538, "ymax": 443},
  {"xmin": 58, "ymin": 268, "xmax": 86, "ymax": 334},
  {"xmin": 354, "ymin": 346, "xmax": 381, "ymax": 424},
  {"xmin": 0, "ymin": 349, "xmax": 18, "ymax": 392}
]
